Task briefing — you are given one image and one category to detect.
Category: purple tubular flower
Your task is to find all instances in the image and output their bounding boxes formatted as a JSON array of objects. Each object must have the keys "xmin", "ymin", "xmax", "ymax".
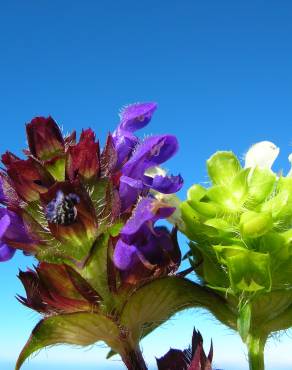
[
  {"xmin": 119, "ymin": 135, "xmax": 182, "ymax": 210},
  {"xmin": 0, "ymin": 209, "xmax": 31, "ymax": 262},
  {"xmin": 112, "ymin": 102, "xmax": 157, "ymax": 167},
  {"xmin": 113, "ymin": 197, "xmax": 178, "ymax": 274}
]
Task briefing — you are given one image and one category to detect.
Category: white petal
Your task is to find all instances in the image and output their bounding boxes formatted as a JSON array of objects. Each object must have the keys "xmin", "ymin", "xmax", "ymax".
[
  {"xmin": 155, "ymin": 193, "xmax": 185, "ymax": 230},
  {"xmin": 244, "ymin": 141, "xmax": 279, "ymax": 170},
  {"xmin": 145, "ymin": 166, "xmax": 167, "ymax": 177}
]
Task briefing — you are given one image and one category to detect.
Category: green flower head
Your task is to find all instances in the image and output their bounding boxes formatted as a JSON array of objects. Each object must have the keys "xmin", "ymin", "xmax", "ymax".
[{"xmin": 180, "ymin": 141, "xmax": 292, "ymax": 368}]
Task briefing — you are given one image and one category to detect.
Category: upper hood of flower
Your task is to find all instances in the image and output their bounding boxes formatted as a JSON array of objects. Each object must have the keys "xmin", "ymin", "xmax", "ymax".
[
  {"xmin": 244, "ymin": 141, "xmax": 280, "ymax": 170},
  {"xmin": 122, "ymin": 135, "xmax": 179, "ymax": 179},
  {"xmin": 116, "ymin": 102, "xmax": 157, "ymax": 133}
]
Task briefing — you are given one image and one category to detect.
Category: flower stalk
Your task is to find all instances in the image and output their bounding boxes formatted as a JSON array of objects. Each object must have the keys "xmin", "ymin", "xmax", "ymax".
[
  {"xmin": 121, "ymin": 347, "xmax": 148, "ymax": 370},
  {"xmin": 246, "ymin": 333, "xmax": 266, "ymax": 370}
]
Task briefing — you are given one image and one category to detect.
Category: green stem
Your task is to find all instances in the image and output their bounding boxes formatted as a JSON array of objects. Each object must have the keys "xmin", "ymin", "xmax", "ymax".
[{"xmin": 246, "ymin": 333, "xmax": 267, "ymax": 370}]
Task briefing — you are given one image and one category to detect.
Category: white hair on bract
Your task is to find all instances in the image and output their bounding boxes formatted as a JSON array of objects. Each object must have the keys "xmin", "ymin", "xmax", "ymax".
[{"xmin": 244, "ymin": 141, "xmax": 280, "ymax": 170}]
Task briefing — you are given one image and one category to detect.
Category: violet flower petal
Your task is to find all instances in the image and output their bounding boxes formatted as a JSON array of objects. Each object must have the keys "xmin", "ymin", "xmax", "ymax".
[
  {"xmin": 0, "ymin": 213, "xmax": 11, "ymax": 238},
  {"xmin": 113, "ymin": 239, "xmax": 139, "ymax": 270},
  {"xmin": 4, "ymin": 210, "xmax": 32, "ymax": 243},
  {"xmin": 122, "ymin": 135, "xmax": 179, "ymax": 179},
  {"xmin": 121, "ymin": 197, "xmax": 175, "ymax": 238},
  {"xmin": 143, "ymin": 174, "xmax": 183, "ymax": 194},
  {"xmin": 119, "ymin": 175, "xmax": 144, "ymax": 211},
  {"xmin": 0, "ymin": 209, "xmax": 32, "ymax": 261},
  {"xmin": 113, "ymin": 134, "xmax": 139, "ymax": 168},
  {"xmin": 117, "ymin": 102, "xmax": 157, "ymax": 132},
  {"xmin": 0, "ymin": 242, "xmax": 16, "ymax": 261}
]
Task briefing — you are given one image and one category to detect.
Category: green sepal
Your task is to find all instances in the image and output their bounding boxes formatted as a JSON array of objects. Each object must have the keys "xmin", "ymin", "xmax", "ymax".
[
  {"xmin": 230, "ymin": 168, "xmax": 250, "ymax": 202},
  {"xmin": 108, "ymin": 222, "xmax": 123, "ymax": 237},
  {"xmin": 246, "ymin": 167, "xmax": 276, "ymax": 206},
  {"xmin": 237, "ymin": 302, "xmax": 252, "ymax": 342},
  {"xmin": 78, "ymin": 234, "xmax": 112, "ymax": 305},
  {"xmin": 227, "ymin": 250, "xmax": 271, "ymax": 293},
  {"xmin": 204, "ymin": 218, "xmax": 234, "ymax": 236},
  {"xmin": 180, "ymin": 202, "xmax": 209, "ymax": 240},
  {"xmin": 260, "ymin": 190, "xmax": 289, "ymax": 219},
  {"xmin": 213, "ymin": 244, "xmax": 246, "ymax": 265},
  {"xmin": 207, "ymin": 151, "xmax": 241, "ymax": 186},
  {"xmin": 187, "ymin": 184, "xmax": 206, "ymax": 201},
  {"xmin": 206, "ymin": 185, "xmax": 242, "ymax": 212},
  {"xmin": 259, "ymin": 232, "xmax": 288, "ymax": 264},
  {"xmin": 45, "ymin": 157, "xmax": 66, "ymax": 181},
  {"xmin": 200, "ymin": 252, "xmax": 229, "ymax": 288},
  {"xmin": 188, "ymin": 199, "xmax": 223, "ymax": 219},
  {"xmin": 15, "ymin": 313, "xmax": 122, "ymax": 370},
  {"xmin": 240, "ymin": 211, "xmax": 273, "ymax": 238}
]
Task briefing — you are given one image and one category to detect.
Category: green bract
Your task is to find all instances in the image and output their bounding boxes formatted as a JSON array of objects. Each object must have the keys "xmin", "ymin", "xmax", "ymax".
[{"xmin": 180, "ymin": 143, "xmax": 292, "ymax": 370}]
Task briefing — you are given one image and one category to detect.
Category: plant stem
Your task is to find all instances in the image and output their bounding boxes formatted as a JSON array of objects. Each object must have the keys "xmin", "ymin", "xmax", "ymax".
[
  {"xmin": 246, "ymin": 333, "xmax": 266, "ymax": 370},
  {"xmin": 121, "ymin": 348, "xmax": 148, "ymax": 370}
]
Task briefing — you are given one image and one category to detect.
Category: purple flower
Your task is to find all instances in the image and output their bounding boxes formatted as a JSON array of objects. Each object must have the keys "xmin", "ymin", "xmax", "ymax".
[
  {"xmin": 119, "ymin": 135, "xmax": 183, "ymax": 210},
  {"xmin": 112, "ymin": 102, "xmax": 157, "ymax": 167},
  {"xmin": 0, "ymin": 209, "xmax": 31, "ymax": 262},
  {"xmin": 113, "ymin": 197, "xmax": 181, "ymax": 283},
  {"xmin": 156, "ymin": 328, "xmax": 214, "ymax": 370}
]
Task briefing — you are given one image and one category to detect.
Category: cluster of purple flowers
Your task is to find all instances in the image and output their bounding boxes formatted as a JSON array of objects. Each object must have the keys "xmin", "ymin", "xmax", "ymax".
[{"xmin": 0, "ymin": 102, "xmax": 182, "ymax": 282}]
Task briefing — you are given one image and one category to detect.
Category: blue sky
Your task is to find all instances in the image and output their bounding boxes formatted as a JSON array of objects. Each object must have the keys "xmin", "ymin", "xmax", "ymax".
[{"xmin": 1, "ymin": 1, "xmax": 292, "ymax": 369}]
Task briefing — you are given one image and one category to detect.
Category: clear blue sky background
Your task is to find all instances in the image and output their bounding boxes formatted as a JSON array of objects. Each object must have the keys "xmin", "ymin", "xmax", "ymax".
[{"xmin": 1, "ymin": 1, "xmax": 292, "ymax": 369}]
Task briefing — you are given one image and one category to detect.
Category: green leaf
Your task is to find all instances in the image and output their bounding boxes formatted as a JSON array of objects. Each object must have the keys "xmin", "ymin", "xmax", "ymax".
[
  {"xmin": 16, "ymin": 313, "xmax": 122, "ymax": 370},
  {"xmin": 207, "ymin": 151, "xmax": 241, "ymax": 186},
  {"xmin": 120, "ymin": 276, "xmax": 237, "ymax": 346}
]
